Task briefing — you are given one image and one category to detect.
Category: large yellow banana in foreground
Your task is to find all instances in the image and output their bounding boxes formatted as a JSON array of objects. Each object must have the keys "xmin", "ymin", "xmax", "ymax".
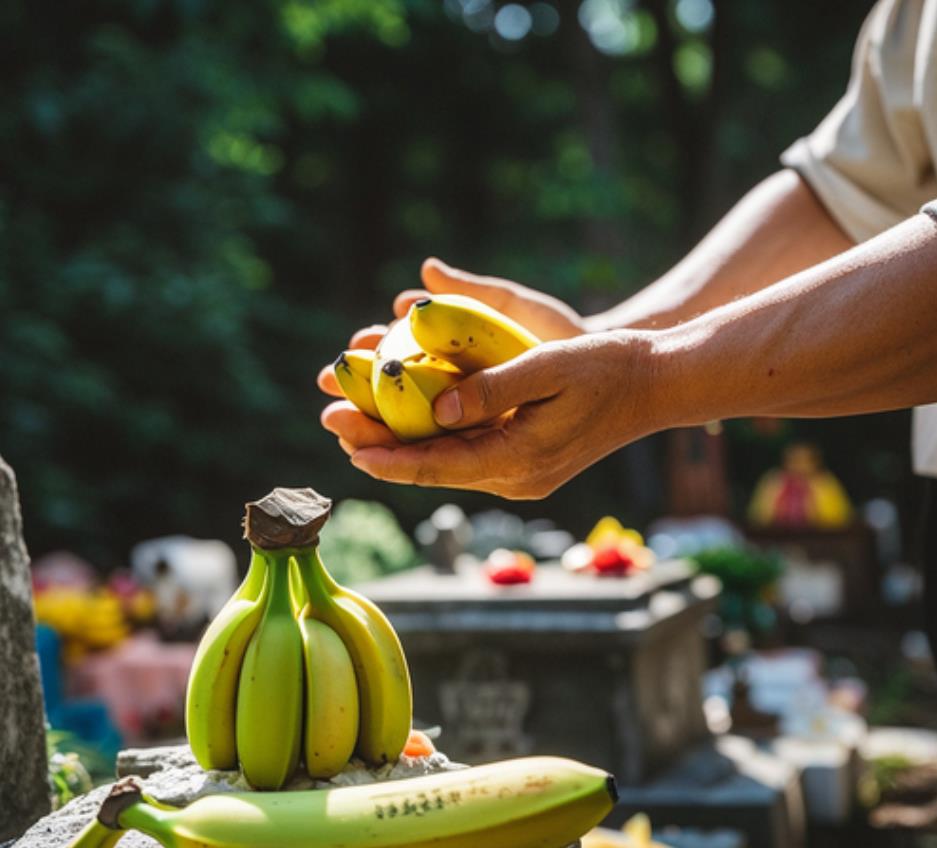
[
  {"xmin": 294, "ymin": 550, "xmax": 412, "ymax": 767},
  {"xmin": 185, "ymin": 551, "xmax": 269, "ymax": 771},
  {"xmin": 334, "ymin": 349, "xmax": 382, "ymax": 420},
  {"xmin": 89, "ymin": 757, "xmax": 617, "ymax": 848},
  {"xmin": 297, "ymin": 611, "xmax": 359, "ymax": 778},
  {"xmin": 236, "ymin": 551, "xmax": 304, "ymax": 789},
  {"xmin": 409, "ymin": 293, "xmax": 540, "ymax": 373}
]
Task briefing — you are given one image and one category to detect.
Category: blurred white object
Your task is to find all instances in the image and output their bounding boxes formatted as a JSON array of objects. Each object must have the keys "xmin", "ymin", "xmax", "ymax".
[
  {"xmin": 861, "ymin": 727, "xmax": 937, "ymax": 765},
  {"xmin": 646, "ymin": 516, "xmax": 744, "ymax": 559},
  {"xmin": 771, "ymin": 737, "xmax": 856, "ymax": 825},
  {"xmin": 778, "ymin": 556, "xmax": 843, "ymax": 621},
  {"xmin": 862, "ymin": 498, "xmax": 902, "ymax": 565},
  {"xmin": 901, "ymin": 629, "xmax": 932, "ymax": 662},
  {"xmin": 131, "ymin": 536, "xmax": 238, "ymax": 628},
  {"xmin": 883, "ymin": 562, "xmax": 923, "ymax": 606}
]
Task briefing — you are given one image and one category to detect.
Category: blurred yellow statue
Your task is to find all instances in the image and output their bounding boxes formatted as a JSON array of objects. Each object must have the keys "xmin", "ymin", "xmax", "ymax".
[{"xmin": 749, "ymin": 443, "xmax": 852, "ymax": 529}]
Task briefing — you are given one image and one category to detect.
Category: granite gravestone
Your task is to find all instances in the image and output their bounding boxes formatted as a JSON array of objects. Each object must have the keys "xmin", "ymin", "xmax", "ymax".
[
  {"xmin": 0, "ymin": 456, "xmax": 49, "ymax": 840},
  {"xmin": 357, "ymin": 560, "xmax": 719, "ymax": 785}
]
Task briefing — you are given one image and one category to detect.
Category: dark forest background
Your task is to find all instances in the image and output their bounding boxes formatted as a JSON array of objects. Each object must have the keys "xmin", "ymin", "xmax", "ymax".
[{"xmin": 1, "ymin": 0, "xmax": 917, "ymax": 568}]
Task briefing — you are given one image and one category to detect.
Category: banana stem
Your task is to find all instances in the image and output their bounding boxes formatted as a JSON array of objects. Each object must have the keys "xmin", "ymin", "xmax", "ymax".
[
  {"xmin": 292, "ymin": 549, "xmax": 338, "ymax": 611},
  {"xmin": 234, "ymin": 549, "xmax": 269, "ymax": 602},
  {"xmin": 117, "ymin": 801, "xmax": 177, "ymax": 847},
  {"xmin": 261, "ymin": 550, "xmax": 295, "ymax": 616}
]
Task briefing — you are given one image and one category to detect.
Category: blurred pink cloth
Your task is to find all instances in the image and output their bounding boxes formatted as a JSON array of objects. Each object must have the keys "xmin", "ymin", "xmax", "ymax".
[{"xmin": 68, "ymin": 630, "xmax": 196, "ymax": 744}]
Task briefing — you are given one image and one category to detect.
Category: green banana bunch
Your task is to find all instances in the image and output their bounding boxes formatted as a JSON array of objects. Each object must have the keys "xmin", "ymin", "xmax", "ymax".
[
  {"xmin": 332, "ymin": 294, "xmax": 540, "ymax": 441},
  {"xmin": 184, "ymin": 488, "xmax": 413, "ymax": 790},
  {"xmin": 72, "ymin": 757, "xmax": 617, "ymax": 848}
]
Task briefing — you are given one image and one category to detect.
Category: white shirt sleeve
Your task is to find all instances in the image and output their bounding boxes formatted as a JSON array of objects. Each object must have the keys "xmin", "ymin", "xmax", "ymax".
[{"xmin": 781, "ymin": 0, "xmax": 937, "ymax": 243}]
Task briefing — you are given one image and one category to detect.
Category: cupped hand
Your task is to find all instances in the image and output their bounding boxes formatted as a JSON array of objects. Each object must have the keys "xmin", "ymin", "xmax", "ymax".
[
  {"xmin": 321, "ymin": 332, "xmax": 657, "ymax": 499},
  {"xmin": 393, "ymin": 257, "xmax": 586, "ymax": 342}
]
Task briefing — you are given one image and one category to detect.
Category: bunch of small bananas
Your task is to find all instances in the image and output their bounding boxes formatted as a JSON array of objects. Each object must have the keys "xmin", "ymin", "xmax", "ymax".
[
  {"xmin": 334, "ymin": 293, "xmax": 540, "ymax": 441},
  {"xmin": 185, "ymin": 488, "xmax": 412, "ymax": 789}
]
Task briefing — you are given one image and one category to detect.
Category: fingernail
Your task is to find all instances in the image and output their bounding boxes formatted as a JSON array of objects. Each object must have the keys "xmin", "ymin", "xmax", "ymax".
[{"xmin": 435, "ymin": 389, "xmax": 462, "ymax": 425}]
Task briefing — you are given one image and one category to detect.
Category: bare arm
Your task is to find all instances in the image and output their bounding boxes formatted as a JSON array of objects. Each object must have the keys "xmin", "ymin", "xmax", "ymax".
[
  {"xmin": 660, "ymin": 212, "xmax": 937, "ymax": 422},
  {"xmin": 327, "ymin": 213, "xmax": 937, "ymax": 498},
  {"xmin": 586, "ymin": 169, "xmax": 855, "ymax": 330}
]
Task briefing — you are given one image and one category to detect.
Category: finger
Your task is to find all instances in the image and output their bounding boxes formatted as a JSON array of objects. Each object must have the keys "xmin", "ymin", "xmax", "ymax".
[
  {"xmin": 317, "ymin": 363, "xmax": 344, "ymax": 397},
  {"xmin": 349, "ymin": 324, "xmax": 388, "ymax": 350},
  {"xmin": 321, "ymin": 401, "xmax": 401, "ymax": 449},
  {"xmin": 433, "ymin": 348, "xmax": 558, "ymax": 429},
  {"xmin": 350, "ymin": 428, "xmax": 512, "ymax": 488},
  {"xmin": 338, "ymin": 438, "xmax": 355, "ymax": 456},
  {"xmin": 421, "ymin": 257, "xmax": 514, "ymax": 313},
  {"xmin": 393, "ymin": 289, "xmax": 430, "ymax": 319}
]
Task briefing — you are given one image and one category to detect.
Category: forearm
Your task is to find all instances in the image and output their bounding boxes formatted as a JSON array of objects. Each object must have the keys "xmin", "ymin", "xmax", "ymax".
[
  {"xmin": 587, "ymin": 169, "xmax": 855, "ymax": 331},
  {"xmin": 649, "ymin": 213, "xmax": 937, "ymax": 426}
]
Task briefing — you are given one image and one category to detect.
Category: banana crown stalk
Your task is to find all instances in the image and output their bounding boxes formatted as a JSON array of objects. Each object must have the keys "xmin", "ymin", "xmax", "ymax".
[
  {"xmin": 78, "ymin": 757, "xmax": 617, "ymax": 848},
  {"xmin": 184, "ymin": 488, "xmax": 414, "ymax": 789}
]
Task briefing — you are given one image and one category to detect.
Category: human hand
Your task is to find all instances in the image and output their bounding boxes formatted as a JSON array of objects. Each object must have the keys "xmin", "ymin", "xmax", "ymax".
[{"xmin": 321, "ymin": 331, "xmax": 657, "ymax": 499}]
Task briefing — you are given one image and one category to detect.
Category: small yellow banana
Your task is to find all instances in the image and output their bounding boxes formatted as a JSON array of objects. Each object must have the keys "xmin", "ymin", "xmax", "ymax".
[
  {"xmin": 334, "ymin": 349, "xmax": 382, "ymax": 420},
  {"xmin": 185, "ymin": 551, "xmax": 269, "ymax": 771},
  {"xmin": 98, "ymin": 757, "xmax": 617, "ymax": 848},
  {"xmin": 297, "ymin": 611, "xmax": 360, "ymax": 779},
  {"xmin": 294, "ymin": 550, "xmax": 412, "ymax": 767},
  {"xmin": 409, "ymin": 293, "xmax": 540, "ymax": 373},
  {"xmin": 372, "ymin": 354, "xmax": 462, "ymax": 441},
  {"xmin": 236, "ymin": 550, "xmax": 304, "ymax": 790}
]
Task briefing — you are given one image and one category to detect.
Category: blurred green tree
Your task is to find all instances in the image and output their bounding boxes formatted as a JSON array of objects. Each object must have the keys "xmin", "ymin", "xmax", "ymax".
[{"xmin": 1, "ymin": 0, "xmax": 907, "ymax": 567}]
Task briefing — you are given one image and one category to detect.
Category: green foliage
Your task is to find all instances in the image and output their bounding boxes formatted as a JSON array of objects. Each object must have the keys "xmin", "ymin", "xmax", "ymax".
[
  {"xmin": 0, "ymin": 0, "xmax": 898, "ymax": 565},
  {"xmin": 47, "ymin": 728, "xmax": 105, "ymax": 808},
  {"xmin": 319, "ymin": 499, "xmax": 418, "ymax": 584},
  {"xmin": 691, "ymin": 546, "xmax": 782, "ymax": 634}
]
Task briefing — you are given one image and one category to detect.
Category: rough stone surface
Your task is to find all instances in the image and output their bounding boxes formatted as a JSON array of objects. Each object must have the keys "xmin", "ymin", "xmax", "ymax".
[
  {"xmin": 0, "ymin": 456, "xmax": 50, "ymax": 840},
  {"xmin": 14, "ymin": 744, "xmax": 479, "ymax": 847}
]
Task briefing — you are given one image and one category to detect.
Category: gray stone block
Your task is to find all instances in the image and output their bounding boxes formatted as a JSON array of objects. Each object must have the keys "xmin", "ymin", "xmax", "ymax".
[
  {"xmin": 613, "ymin": 735, "xmax": 806, "ymax": 848},
  {"xmin": 0, "ymin": 456, "xmax": 50, "ymax": 840}
]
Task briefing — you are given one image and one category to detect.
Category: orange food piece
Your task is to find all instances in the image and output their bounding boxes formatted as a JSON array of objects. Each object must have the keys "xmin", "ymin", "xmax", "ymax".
[{"xmin": 403, "ymin": 729, "xmax": 436, "ymax": 758}]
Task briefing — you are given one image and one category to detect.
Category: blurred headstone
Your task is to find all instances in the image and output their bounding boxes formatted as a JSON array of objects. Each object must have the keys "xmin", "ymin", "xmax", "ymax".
[
  {"xmin": 415, "ymin": 504, "xmax": 472, "ymax": 573},
  {"xmin": 0, "ymin": 456, "xmax": 50, "ymax": 839},
  {"xmin": 131, "ymin": 536, "xmax": 237, "ymax": 640}
]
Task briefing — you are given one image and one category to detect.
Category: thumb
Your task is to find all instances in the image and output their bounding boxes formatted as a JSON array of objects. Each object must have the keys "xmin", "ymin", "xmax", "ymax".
[
  {"xmin": 421, "ymin": 257, "xmax": 514, "ymax": 314},
  {"xmin": 433, "ymin": 350, "xmax": 555, "ymax": 428}
]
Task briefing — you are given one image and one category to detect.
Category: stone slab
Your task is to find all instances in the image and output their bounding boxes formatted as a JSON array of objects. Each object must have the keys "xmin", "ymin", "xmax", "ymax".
[
  {"xmin": 0, "ymin": 456, "xmax": 50, "ymax": 839},
  {"xmin": 613, "ymin": 735, "xmax": 806, "ymax": 848}
]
